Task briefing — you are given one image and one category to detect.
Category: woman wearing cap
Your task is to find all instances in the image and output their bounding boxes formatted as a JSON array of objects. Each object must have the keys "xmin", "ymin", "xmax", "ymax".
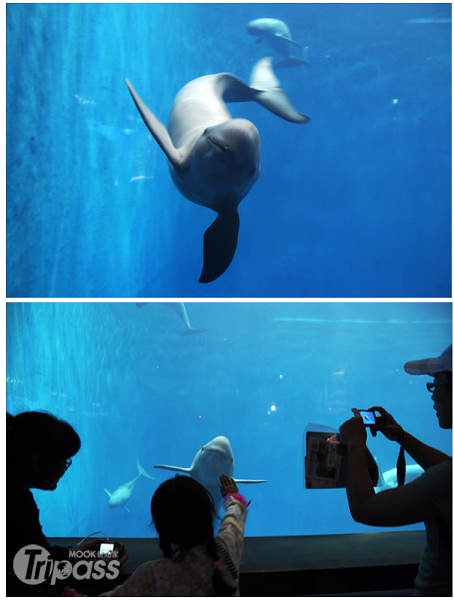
[{"xmin": 339, "ymin": 345, "xmax": 452, "ymax": 597}]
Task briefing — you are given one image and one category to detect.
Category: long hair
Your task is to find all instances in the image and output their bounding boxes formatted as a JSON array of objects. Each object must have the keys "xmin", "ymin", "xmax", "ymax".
[
  {"xmin": 151, "ymin": 475, "xmax": 237, "ymax": 596},
  {"xmin": 7, "ymin": 411, "xmax": 81, "ymax": 470}
]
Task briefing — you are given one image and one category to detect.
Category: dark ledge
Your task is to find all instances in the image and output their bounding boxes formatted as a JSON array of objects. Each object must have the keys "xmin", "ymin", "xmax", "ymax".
[{"xmin": 48, "ymin": 530, "xmax": 425, "ymax": 596}]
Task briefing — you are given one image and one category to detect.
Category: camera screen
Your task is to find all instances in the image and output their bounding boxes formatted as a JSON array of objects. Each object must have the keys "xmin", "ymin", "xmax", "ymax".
[
  {"xmin": 358, "ymin": 410, "xmax": 376, "ymax": 425},
  {"xmin": 99, "ymin": 543, "xmax": 115, "ymax": 555}
]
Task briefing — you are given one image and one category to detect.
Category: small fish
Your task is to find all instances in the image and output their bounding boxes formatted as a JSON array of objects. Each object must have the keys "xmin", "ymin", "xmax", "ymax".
[
  {"xmin": 86, "ymin": 119, "xmax": 135, "ymax": 142},
  {"xmin": 130, "ymin": 175, "xmax": 153, "ymax": 182}
]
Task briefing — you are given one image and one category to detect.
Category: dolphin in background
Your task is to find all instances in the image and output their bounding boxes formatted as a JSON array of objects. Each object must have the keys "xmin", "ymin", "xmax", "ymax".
[
  {"xmin": 375, "ymin": 464, "xmax": 424, "ymax": 491},
  {"xmin": 87, "ymin": 119, "xmax": 136, "ymax": 142},
  {"xmin": 154, "ymin": 436, "xmax": 266, "ymax": 510},
  {"xmin": 247, "ymin": 18, "xmax": 311, "ymax": 68},
  {"xmin": 135, "ymin": 301, "xmax": 207, "ymax": 335},
  {"xmin": 104, "ymin": 459, "xmax": 155, "ymax": 513}
]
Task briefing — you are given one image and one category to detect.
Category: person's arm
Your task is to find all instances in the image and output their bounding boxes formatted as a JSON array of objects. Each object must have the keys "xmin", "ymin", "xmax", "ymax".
[
  {"xmin": 217, "ymin": 475, "xmax": 248, "ymax": 566},
  {"xmin": 339, "ymin": 416, "xmax": 443, "ymax": 527},
  {"xmin": 369, "ymin": 406, "xmax": 449, "ymax": 469}
]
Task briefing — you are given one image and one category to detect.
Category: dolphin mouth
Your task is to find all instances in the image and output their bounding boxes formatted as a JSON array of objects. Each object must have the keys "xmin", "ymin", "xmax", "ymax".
[
  {"xmin": 207, "ymin": 136, "xmax": 237, "ymax": 165},
  {"xmin": 205, "ymin": 448, "xmax": 222, "ymax": 456},
  {"xmin": 208, "ymin": 136, "xmax": 229, "ymax": 152}
]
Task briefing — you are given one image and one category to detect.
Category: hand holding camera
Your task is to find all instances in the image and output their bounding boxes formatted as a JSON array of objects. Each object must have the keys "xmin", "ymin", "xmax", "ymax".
[
  {"xmin": 339, "ymin": 411, "xmax": 368, "ymax": 446},
  {"xmin": 366, "ymin": 406, "xmax": 404, "ymax": 442},
  {"xmin": 343, "ymin": 407, "xmax": 403, "ymax": 444}
]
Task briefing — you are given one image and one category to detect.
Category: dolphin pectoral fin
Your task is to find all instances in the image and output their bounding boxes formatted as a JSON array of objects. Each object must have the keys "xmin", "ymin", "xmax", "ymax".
[
  {"xmin": 154, "ymin": 464, "xmax": 192, "ymax": 474},
  {"xmin": 125, "ymin": 78, "xmax": 182, "ymax": 167},
  {"xmin": 276, "ymin": 34, "xmax": 303, "ymax": 48},
  {"xmin": 104, "ymin": 488, "xmax": 112, "ymax": 498},
  {"xmin": 199, "ymin": 210, "xmax": 240, "ymax": 283},
  {"xmin": 275, "ymin": 56, "xmax": 311, "ymax": 69},
  {"xmin": 233, "ymin": 479, "xmax": 267, "ymax": 484},
  {"xmin": 249, "ymin": 58, "xmax": 310, "ymax": 123}
]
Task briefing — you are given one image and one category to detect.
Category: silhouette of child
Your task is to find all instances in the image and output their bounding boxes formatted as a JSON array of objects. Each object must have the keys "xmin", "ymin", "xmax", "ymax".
[{"xmin": 102, "ymin": 473, "xmax": 249, "ymax": 596}]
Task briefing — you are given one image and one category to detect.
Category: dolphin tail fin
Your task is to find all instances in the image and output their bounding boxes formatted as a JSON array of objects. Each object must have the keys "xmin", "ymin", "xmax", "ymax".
[
  {"xmin": 154, "ymin": 464, "xmax": 192, "ymax": 474},
  {"xmin": 103, "ymin": 488, "xmax": 112, "ymax": 498},
  {"xmin": 234, "ymin": 479, "xmax": 267, "ymax": 484},
  {"xmin": 125, "ymin": 79, "xmax": 182, "ymax": 167},
  {"xmin": 275, "ymin": 56, "xmax": 311, "ymax": 68},
  {"xmin": 199, "ymin": 210, "xmax": 240, "ymax": 283},
  {"xmin": 249, "ymin": 57, "xmax": 310, "ymax": 124},
  {"xmin": 136, "ymin": 459, "xmax": 156, "ymax": 480}
]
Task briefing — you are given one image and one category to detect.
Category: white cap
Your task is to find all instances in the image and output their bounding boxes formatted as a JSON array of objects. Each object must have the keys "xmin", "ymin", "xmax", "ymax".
[{"xmin": 404, "ymin": 344, "xmax": 452, "ymax": 375}]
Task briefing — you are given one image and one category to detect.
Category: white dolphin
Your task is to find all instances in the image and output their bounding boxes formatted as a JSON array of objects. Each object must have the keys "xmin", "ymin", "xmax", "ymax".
[
  {"xmin": 104, "ymin": 459, "xmax": 155, "ymax": 513},
  {"xmin": 247, "ymin": 18, "xmax": 310, "ymax": 68},
  {"xmin": 126, "ymin": 57, "xmax": 309, "ymax": 283},
  {"xmin": 154, "ymin": 436, "xmax": 266, "ymax": 510},
  {"xmin": 375, "ymin": 464, "xmax": 424, "ymax": 491}
]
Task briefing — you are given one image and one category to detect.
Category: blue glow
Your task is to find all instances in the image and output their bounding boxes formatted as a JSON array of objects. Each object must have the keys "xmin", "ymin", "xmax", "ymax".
[
  {"xmin": 6, "ymin": 2, "xmax": 452, "ymax": 298},
  {"xmin": 6, "ymin": 302, "xmax": 452, "ymax": 537}
]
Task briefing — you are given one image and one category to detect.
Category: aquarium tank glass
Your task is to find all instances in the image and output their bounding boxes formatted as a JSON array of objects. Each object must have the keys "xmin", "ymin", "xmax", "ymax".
[
  {"xmin": 6, "ymin": 3, "xmax": 452, "ymax": 298},
  {"xmin": 6, "ymin": 301, "xmax": 452, "ymax": 538}
]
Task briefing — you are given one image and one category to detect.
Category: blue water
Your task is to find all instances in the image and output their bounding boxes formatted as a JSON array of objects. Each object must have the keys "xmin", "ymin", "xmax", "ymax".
[
  {"xmin": 6, "ymin": 3, "xmax": 452, "ymax": 298},
  {"xmin": 6, "ymin": 301, "xmax": 452, "ymax": 537}
]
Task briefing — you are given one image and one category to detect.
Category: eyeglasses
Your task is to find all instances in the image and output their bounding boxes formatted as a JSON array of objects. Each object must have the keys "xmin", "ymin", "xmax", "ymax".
[{"xmin": 426, "ymin": 381, "xmax": 451, "ymax": 393}]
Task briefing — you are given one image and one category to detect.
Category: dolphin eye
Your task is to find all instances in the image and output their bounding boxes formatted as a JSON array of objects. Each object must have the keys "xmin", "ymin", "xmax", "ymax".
[{"xmin": 248, "ymin": 167, "xmax": 257, "ymax": 177}]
